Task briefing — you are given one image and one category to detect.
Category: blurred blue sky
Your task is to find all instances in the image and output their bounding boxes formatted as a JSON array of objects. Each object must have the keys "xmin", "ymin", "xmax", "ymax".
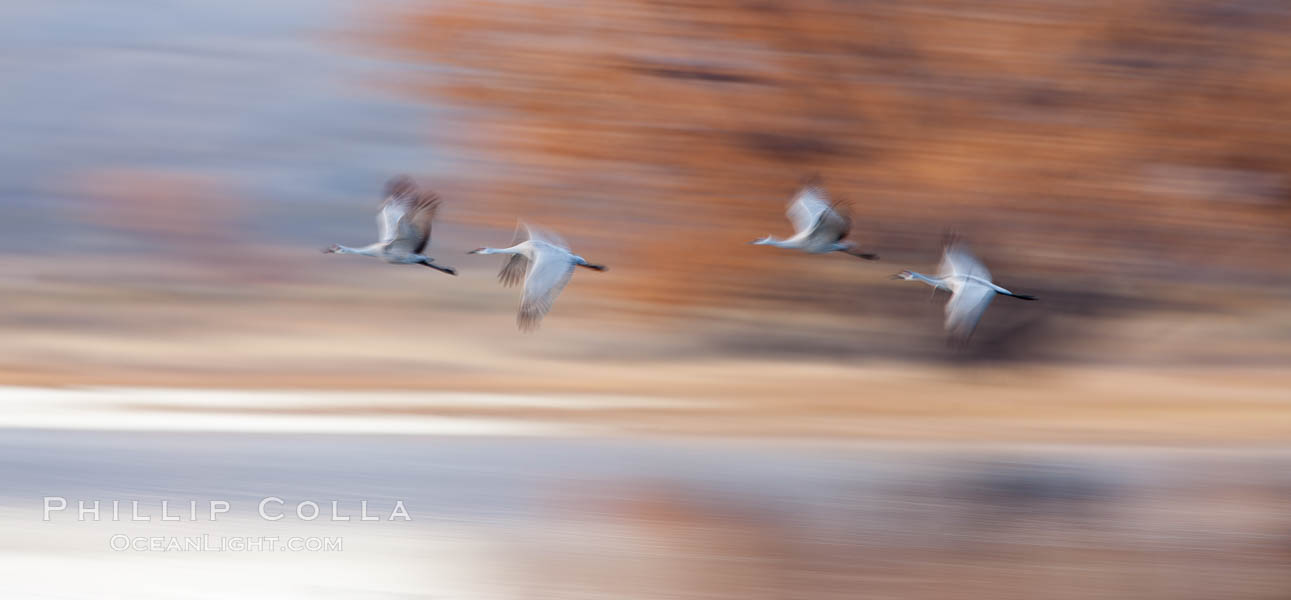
[{"xmin": 0, "ymin": 0, "xmax": 438, "ymax": 249}]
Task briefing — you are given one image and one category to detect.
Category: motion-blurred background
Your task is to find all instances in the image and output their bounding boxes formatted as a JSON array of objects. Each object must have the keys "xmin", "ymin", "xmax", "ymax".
[{"xmin": 2, "ymin": 0, "xmax": 1291, "ymax": 598}]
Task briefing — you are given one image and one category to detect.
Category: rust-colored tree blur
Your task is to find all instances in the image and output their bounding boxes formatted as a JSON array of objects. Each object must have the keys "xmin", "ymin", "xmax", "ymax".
[{"xmin": 354, "ymin": 0, "xmax": 1291, "ymax": 363}]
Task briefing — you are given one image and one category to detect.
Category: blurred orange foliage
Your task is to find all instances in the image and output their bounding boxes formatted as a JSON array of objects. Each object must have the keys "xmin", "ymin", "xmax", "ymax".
[{"xmin": 362, "ymin": 0, "xmax": 1291, "ymax": 308}]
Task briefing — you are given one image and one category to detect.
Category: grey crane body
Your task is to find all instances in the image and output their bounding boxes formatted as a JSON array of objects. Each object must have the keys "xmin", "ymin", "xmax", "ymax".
[
  {"xmin": 469, "ymin": 223, "xmax": 606, "ymax": 331},
  {"xmin": 323, "ymin": 175, "xmax": 456, "ymax": 275},
  {"xmin": 894, "ymin": 241, "xmax": 1035, "ymax": 342},
  {"xmin": 750, "ymin": 183, "xmax": 878, "ymax": 260}
]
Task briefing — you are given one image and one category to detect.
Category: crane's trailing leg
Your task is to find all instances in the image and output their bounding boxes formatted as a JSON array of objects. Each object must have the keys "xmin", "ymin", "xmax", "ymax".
[
  {"xmin": 836, "ymin": 242, "xmax": 878, "ymax": 260},
  {"xmin": 418, "ymin": 258, "xmax": 457, "ymax": 276},
  {"xmin": 573, "ymin": 256, "xmax": 608, "ymax": 271}
]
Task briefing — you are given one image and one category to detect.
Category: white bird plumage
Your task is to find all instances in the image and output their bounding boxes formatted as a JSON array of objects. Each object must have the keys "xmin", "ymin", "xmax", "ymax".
[
  {"xmin": 893, "ymin": 239, "xmax": 1036, "ymax": 342},
  {"xmin": 323, "ymin": 175, "xmax": 456, "ymax": 275},
  {"xmin": 750, "ymin": 182, "xmax": 878, "ymax": 259},
  {"xmin": 469, "ymin": 222, "xmax": 607, "ymax": 331}
]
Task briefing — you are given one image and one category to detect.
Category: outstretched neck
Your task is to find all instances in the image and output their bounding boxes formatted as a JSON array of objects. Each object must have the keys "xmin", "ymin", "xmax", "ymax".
[
  {"xmin": 475, "ymin": 244, "xmax": 526, "ymax": 256},
  {"xmin": 335, "ymin": 243, "xmax": 383, "ymax": 257},
  {"xmin": 752, "ymin": 236, "xmax": 795, "ymax": 248},
  {"xmin": 907, "ymin": 271, "xmax": 946, "ymax": 288}
]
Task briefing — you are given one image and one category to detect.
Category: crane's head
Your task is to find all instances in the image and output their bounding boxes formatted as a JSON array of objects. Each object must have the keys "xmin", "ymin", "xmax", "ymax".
[
  {"xmin": 890, "ymin": 270, "xmax": 916, "ymax": 280},
  {"xmin": 468, "ymin": 247, "xmax": 493, "ymax": 255},
  {"xmin": 322, "ymin": 244, "xmax": 344, "ymax": 254},
  {"xmin": 749, "ymin": 235, "xmax": 775, "ymax": 246}
]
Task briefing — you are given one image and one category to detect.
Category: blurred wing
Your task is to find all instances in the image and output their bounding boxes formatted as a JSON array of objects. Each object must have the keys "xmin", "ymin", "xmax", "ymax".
[
  {"xmin": 497, "ymin": 222, "xmax": 532, "ymax": 286},
  {"xmin": 945, "ymin": 280, "xmax": 995, "ymax": 341},
  {"xmin": 938, "ymin": 242, "xmax": 991, "ymax": 283},
  {"xmin": 498, "ymin": 245, "xmax": 529, "ymax": 287},
  {"xmin": 376, "ymin": 201, "xmax": 405, "ymax": 244},
  {"xmin": 785, "ymin": 185, "xmax": 830, "ymax": 235},
  {"xmin": 510, "ymin": 220, "xmax": 533, "ymax": 246},
  {"xmin": 499, "ymin": 253, "xmax": 529, "ymax": 287},
  {"xmin": 377, "ymin": 177, "xmax": 421, "ymax": 244},
  {"xmin": 385, "ymin": 192, "xmax": 440, "ymax": 255},
  {"xmin": 811, "ymin": 201, "xmax": 852, "ymax": 244},
  {"xmin": 522, "ymin": 222, "xmax": 569, "ymax": 250},
  {"xmin": 517, "ymin": 245, "xmax": 576, "ymax": 331}
]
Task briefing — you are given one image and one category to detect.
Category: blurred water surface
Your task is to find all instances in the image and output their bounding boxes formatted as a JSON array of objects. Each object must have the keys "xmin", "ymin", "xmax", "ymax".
[{"xmin": 4, "ymin": 429, "xmax": 1291, "ymax": 599}]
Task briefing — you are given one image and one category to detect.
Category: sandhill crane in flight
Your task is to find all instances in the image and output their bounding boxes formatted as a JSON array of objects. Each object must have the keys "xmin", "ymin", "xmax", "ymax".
[
  {"xmin": 468, "ymin": 223, "xmax": 607, "ymax": 331},
  {"xmin": 750, "ymin": 182, "xmax": 878, "ymax": 260},
  {"xmin": 323, "ymin": 176, "xmax": 456, "ymax": 275},
  {"xmin": 893, "ymin": 238, "xmax": 1036, "ymax": 342}
]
